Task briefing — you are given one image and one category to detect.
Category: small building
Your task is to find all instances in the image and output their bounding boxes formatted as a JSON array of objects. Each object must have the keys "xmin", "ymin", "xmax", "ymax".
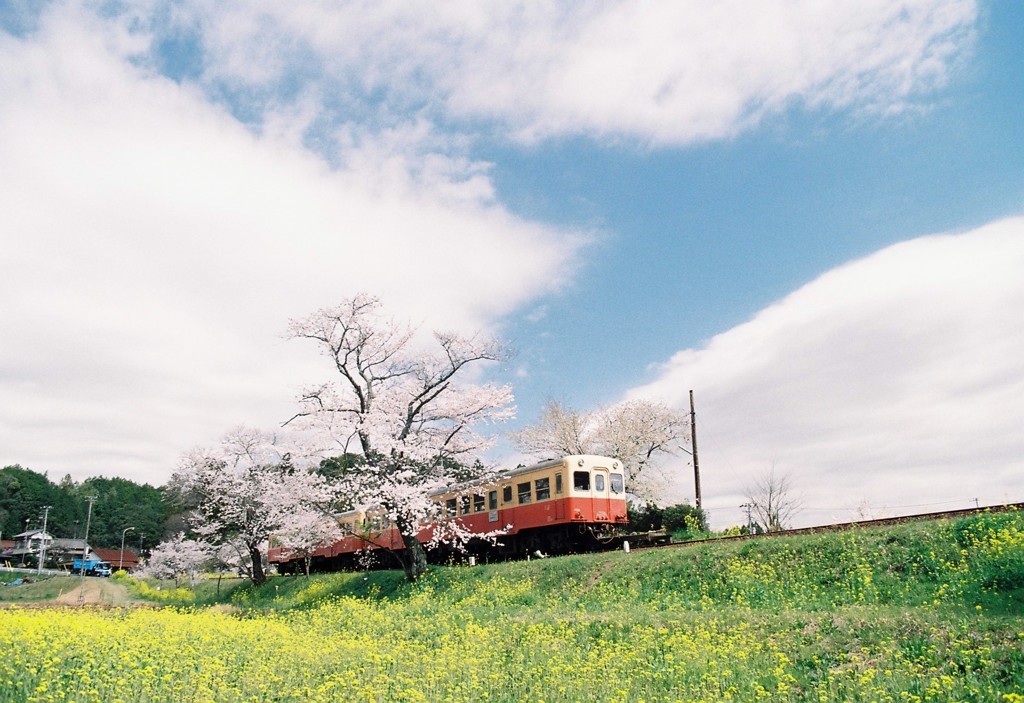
[
  {"xmin": 5, "ymin": 530, "xmax": 54, "ymax": 566},
  {"xmin": 1, "ymin": 534, "xmax": 140, "ymax": 572},
  {"xmin": 48, "ymin": 538, "xmax": 90, "ymax": 569},
  {"xmin": 0, "ymin": 539, "xmax": 15, "ymax": 566},
  {"xmin": 92, "ymin": 546, "xmax": 140, "ymax": 572},
  {"xmin": 13, "ymin": 529, "xmax": 53, "ymax": 551}
]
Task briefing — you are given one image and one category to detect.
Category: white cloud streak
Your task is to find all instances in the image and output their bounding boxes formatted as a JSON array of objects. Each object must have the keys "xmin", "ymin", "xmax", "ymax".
[
  {"xmin": 172, "ymin": 0, "xmax": 976, "ymax": 145},
  {"xmin": 628, "ymin": 218, "xmax": 1024, "ymax": 528}
]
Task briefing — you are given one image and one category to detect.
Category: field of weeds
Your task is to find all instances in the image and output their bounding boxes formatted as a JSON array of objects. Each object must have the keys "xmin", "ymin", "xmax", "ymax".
[{"xmin": 1, "ymin": 510, "xmax": 1022, "ymax": 702}]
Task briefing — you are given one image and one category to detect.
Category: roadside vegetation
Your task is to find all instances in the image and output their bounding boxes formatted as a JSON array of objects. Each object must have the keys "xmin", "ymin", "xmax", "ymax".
[{"xmin": 1, "ymin": 509, "xmax": 1022, "ymax": 702}]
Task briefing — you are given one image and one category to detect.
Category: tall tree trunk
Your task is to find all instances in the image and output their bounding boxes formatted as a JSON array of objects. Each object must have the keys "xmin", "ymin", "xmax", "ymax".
[
  {"xmin": 249, "ymin": 543, "xmax": 266, "ymax": 585},
  {"xmin": 400, "ymin": 531, "xmax": 428, "ymax": 582}
]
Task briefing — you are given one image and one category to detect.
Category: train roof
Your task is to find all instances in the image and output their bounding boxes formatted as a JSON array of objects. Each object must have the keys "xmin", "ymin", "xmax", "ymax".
[
  {"xmin": 331, "ymin": 454, "xmax": 622, "ymax": 519},
  {"xmin": 501, "ymin": 454, "xmax": 622, "ymax": 479}
]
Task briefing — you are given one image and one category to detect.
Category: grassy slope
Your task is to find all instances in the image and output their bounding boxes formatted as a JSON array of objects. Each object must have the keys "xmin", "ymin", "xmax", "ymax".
[
  {"xmin": 0, "ymin": 574, "xmax": 76, "ymax": 603},
  {"xmin": 238, "ymin": 511, "xmax": 1024, "ymax": 615},
  {"xmin": 2, "ymin": 510, "xmax": 1022, "ymax": 701},
  {"xmin": 222, "ymin": 510, "xmax": 1024, "ymax": 701}
]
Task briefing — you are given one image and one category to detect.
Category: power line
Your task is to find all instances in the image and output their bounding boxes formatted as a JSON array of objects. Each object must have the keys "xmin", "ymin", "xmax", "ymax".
[
  {"xmin": 702, "ymin": 497, "xmax": 981, "ymax": 514},
  {"xmin": 797, "ymin": 498, "xmax": 973, "ymax": 512}
]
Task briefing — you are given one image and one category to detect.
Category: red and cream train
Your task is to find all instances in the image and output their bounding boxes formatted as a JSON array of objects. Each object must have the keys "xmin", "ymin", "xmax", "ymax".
[{"xmin": 269, "ymin": 454, "xmax": 629, "ymax": 573}]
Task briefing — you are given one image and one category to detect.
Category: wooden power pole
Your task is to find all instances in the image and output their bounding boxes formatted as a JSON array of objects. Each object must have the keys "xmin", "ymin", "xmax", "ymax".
[{"xmin": 690, "ymin": 390, "xmax": 702, "ymax": 509}]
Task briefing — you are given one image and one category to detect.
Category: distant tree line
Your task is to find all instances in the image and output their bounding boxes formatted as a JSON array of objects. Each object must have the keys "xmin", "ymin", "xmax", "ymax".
[{"xmin": 0, "ymin": 464, "xmax": 168, "ymax": 555}]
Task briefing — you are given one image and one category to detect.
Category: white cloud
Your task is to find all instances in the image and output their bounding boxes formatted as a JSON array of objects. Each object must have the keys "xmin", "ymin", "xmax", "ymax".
[
  {"xmin": 627, "ymin": 218, "xmax": 1024, "ymax": 528},
  {"xmin": 171, "ymin": 0, "xmax": 976, "ymax": 145},
  {"xmin": 0, "ymin": 8, "xmax": 583, "ymax": 485},
  {"xmin": 0, "ymin": 0, "xmax": 997, "ymax": 510}
]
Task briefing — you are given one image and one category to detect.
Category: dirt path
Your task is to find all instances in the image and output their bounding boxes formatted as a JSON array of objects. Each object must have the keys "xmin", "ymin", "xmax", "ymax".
[{"xmin": 54, "ymin": 577, "xmax": 135, "ymax": 606}]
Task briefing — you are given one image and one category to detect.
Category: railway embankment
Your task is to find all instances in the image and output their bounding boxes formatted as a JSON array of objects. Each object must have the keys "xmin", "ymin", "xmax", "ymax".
[{"xmin": 2, "ymin": 508, "xmax": 1021, "ymax": 701}]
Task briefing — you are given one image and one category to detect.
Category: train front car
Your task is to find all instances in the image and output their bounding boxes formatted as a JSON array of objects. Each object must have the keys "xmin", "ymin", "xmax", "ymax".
[{"xmin": 490, "ymin": 454, "xmax": 629, "ymax": 557}]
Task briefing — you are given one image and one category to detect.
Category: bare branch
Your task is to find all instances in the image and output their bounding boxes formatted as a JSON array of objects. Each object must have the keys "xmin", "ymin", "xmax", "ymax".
[
  {"xmin": 511, "ymin": 398, "xmax": 687, "ymax": 499},
  {"xmin": 744, "ymin": 465, "xmax": 803, "ymax": 531},
  {"xmin": 284, "ymin": 293, "xmax": 514, "ymax": 581}
]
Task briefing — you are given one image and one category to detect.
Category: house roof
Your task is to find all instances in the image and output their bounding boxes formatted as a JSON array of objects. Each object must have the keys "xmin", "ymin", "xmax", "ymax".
[
  {"xmin": 92, "ymin": 547, "xmax": 140, "ymax": 569},
  {"xmin": 50, "ymin": 538, "xmax": 88, "ymax": 550}
]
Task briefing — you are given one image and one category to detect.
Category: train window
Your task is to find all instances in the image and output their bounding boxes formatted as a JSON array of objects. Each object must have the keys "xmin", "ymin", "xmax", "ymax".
[
  {"xmin": 535, "ymin": 477, "xmax": 550, "ymax": 501},
  {"xmin": 595, "ymin": 474, "xmax": 605, "ymax": 492},
  {"xmin": 555, "ymin": 472, "xmax": 563, "ymax": 494},
  {"xmin": 573, "ymin": 471, "xmax": 590, "ymax": 491},
  {"xmin": 517, "ymin": 482, "xmax": 532, "ymax": 504},
  {"xmin": 503, "ymin": 485, "xmax": 513, "ymax": 504},
  {"xmin": 489, "ymin": 490, "xmax": 498, "ymax": 510},
  {"xmin": 460, "ymin": 496, "xmax": 471, "ymax": 515},
  {"xmin": 445, "ymin": 498, "xmax": 457, "ymax": 517},
  {"xmin": 610, "ymin": 473, "xmax": 624, "ymax": 494},
  {"xmin": 473, "ymin": 494, "xmax": 486, "ymax": 513}
]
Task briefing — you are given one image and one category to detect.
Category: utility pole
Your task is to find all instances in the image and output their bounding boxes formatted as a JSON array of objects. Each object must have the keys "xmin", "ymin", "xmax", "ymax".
[
  {"xmin": 37, "ymin": 505, "xmax": 52, "ymax": 575},
  {"xmin": 740, "ymin": 503, "xmax": 753, "ymax": 533},
  {"xmin": 689, "ymin": 390, "xmax": 702, "ymax": 510},
  {"xmin": 78, "ymin": 496, "xmax": 97, "ymax": 605},
  {"xmin": 119, "ymin": 527, "xmax": 135, "ymax": 571}
]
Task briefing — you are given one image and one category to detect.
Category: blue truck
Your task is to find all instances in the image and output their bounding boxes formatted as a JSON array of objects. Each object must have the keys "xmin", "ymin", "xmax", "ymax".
[{"xmin": 72, "ymin": 558, "xmax": 112, "ymax": 577}]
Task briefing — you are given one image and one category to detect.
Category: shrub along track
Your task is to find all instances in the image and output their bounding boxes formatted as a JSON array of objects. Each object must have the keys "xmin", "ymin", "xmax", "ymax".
[{"xmin": 648, "ymin": 500, "xmax": 1024, "ymax": 551}]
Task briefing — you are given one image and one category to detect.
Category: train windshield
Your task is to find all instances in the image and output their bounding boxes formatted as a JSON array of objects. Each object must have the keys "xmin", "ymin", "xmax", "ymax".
[
  {"xmin": 573, "ymin": 471, "xmax": 590, "ymax": 491},
  {"xmin": 610, "ymin": 473, "xmax": 624, "ymax": 493}
]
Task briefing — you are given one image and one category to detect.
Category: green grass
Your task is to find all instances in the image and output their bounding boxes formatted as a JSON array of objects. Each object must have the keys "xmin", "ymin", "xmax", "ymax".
[
  {"xmin": 1, "ymin": 509, "xmax": 1022, "ymax": 702},
  {"xmin": 223, "ymin": 510, "xmax": 1024, "ymax": 616},
  {"xmin": 0, "ymin": 573, "xmax": 76, "ymax": 602}
]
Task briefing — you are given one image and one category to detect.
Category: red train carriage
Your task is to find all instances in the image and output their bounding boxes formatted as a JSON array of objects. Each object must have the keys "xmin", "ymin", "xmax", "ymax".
[{"xmin": 269, "ymin": 455, "xmax": 629, "ymax": 573}]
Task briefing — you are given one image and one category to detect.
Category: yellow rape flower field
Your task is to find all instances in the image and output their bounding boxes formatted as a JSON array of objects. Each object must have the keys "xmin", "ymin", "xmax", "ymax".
[{"xmin": 1, "ymin": 510, "xmax": 1022, "ymax": 702}]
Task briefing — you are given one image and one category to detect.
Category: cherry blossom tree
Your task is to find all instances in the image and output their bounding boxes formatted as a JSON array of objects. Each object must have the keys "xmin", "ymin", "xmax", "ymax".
[
  {"xmin": 274, "ymin": 511, "xmax": 343, "ymax": 576},
  {"xmin": 511, "ymin": 399, "xmax": 689, "ymax": 499},
  {"xmin": 172, "ymin": 426, "xmax": 333, "ymax": 585},
  {"xmin": 138, "ymin": 532, "xmax": 212, "ymax": 587},
  {"xmin": 285, "ymin": 293, "xmax": 514, "ymax": 581},
  {"xmin": 597, "ymin": 400, "xmax": 691, "ymax": 497},
  {"xmin": 509, "ymin": 400, "xmax": 591, "ymax": 456}
]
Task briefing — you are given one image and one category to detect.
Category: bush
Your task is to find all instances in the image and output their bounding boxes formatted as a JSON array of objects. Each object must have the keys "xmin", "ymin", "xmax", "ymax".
[
  {"xmin": 627, "ymin": 502, "xmax": 662, "ymax": 531},
  {"xmin": 629, "ymin": 502, "xmax": 708, "ymax": 539},
  {"xmin": 662, "ymin": 504, "xmax": 708, "ymax": 535}
]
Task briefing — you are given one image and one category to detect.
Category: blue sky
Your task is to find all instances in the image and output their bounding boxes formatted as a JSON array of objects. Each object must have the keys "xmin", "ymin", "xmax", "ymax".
[{"xmin": 2, "ymin": 1, "xmax": 1022, "ymax": 528}]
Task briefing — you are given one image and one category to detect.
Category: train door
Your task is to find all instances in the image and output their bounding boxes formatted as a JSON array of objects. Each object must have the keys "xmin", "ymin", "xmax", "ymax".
[
  {"xmin": 571, "ymin": 464, "xmax": 610, "ymax": 521},
  {"xmin": 498, "ymin": 483, "xmax": 514, "ymax": 531},
  {"xmin": 554, "ymin": 471, "xmax": 565, "ymax": 520},
  {"xmin": 591, "ymin": 466, "xmax": 611, "ymax": 521},
  {"xmin": 488, "ymin": 489, "xmax": 500, "ymax": 526}
]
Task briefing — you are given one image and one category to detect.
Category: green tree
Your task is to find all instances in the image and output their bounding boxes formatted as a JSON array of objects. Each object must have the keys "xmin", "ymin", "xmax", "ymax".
[
  {"xmin": 0, "ymin": 465, "xmax": 69, "ymax": 539},
  {"xmin": 76, "ymin": 477, "xmax": 169, "ymax": 549}
]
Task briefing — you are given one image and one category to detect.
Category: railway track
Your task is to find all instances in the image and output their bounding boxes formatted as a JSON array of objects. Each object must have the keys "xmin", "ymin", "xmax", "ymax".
[{"xmin": 630, "ymin": 501, "xmax": 1024, "ymax": 551}]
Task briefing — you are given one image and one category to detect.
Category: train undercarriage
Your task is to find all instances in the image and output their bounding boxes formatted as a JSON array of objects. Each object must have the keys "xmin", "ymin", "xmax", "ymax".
[{"xmin": 275, "ymin": 522, "xmax": 669, "ymax": 575}]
